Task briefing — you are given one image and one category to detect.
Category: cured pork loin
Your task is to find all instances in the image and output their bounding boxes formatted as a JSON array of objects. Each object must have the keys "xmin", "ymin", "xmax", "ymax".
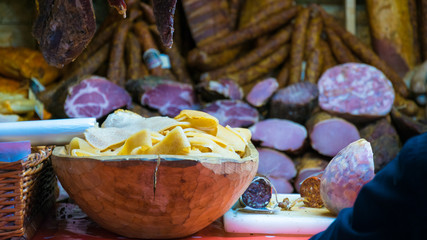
[
  {"xmin": 32, "ymin": 0, "xmax": 178, "ymax": 68},
  {"xmin": 126, "ymin": 77, "xmax": 198, "ymax": 117},
  {"xmin": 246, "ymin": 78, "xmax": 279, "ymax": 108},
  {"xmin": 152, "ymin": 0, "xmax": 178, "ymax": 48},
  {"xmin": 257, "ymin": 148, "xmax": 296, "ymax": 193},
  {"xmin": 50, "ymin": 75, "xmax": 131, "ymax": 119},
  {"xmin": 203, "ymin": 100, "xmax": 259, "ymax": 128},
  {"xmin": 250, "ymin": 119, "xmax": 307, "ymax": 154},
  {"xmin": 306, "ymin": 112, "xmax": 360, "ymax": 157}
]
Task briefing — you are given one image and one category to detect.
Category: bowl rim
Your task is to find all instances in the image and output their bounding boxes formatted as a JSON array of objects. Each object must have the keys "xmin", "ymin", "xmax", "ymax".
[{"xmin": 52, "ymin": 142, "xmax": 258, "ymax": 164}]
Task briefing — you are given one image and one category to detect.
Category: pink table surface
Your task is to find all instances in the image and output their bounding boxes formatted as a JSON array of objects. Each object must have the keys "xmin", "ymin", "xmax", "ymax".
[{"xmin": 32, "ymin": 203, "xmax": 313, "ymax": 240}]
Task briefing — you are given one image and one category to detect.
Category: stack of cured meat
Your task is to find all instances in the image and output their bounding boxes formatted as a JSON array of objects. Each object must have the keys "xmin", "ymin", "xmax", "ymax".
[{"xmin": 34, "ymin": 0, "xmax": 427, "ymax": 194}]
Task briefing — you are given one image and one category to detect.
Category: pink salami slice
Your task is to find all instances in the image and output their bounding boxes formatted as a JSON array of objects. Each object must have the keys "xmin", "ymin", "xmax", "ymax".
[
  {"xmin": 203, "ymin": 100, "xmax": 259, "ymax": 127},
  {"xmin": 250, "ymin": 119, "xmax": 307, "ymax": 153},
  {"xmin": 257, "ymin": 148, "xmax": 296, "ymax": 180},
  {"xmin": 269, "ymin": 177, "xmax": 294, "ymax": 194},
  {"xmin": 318, "ymin": 63, "xmax": 395, "ymax": 122},
  {"xmin": 246, "ymin": 77, "xmax": 279, "ymax": 107},
  {"xmin": 309, "ymin": 118, "xmax": 361, "ymax": 157},
  {"xmin": 64, "ymin": 76, "xmax": 131, "ymax": 119}
]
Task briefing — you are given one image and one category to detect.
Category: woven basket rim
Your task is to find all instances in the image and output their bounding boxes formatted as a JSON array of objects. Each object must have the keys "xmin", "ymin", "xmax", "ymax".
[
  {"xmin": 0, "ymin": 146, "xmax": 53, "ymax": 167},
  {"xmin": 0, "ymin": 145, "xmax": 56, "ymax": 240}
]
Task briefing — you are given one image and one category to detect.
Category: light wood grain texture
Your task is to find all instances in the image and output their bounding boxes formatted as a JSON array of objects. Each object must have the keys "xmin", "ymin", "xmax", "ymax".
[
  {"xmin": 52, "ymin": 143, "xmax": 258, "ymax": 239},
  {"xmin": 345, "ymin": 0, "xmax": 356, "ymax": 34}
]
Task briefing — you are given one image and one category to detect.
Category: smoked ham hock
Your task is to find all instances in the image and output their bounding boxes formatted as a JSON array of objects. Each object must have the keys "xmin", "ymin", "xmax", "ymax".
[{"xmin": 32, "ymin": 0, "xmax": 177, "ymax": 67}]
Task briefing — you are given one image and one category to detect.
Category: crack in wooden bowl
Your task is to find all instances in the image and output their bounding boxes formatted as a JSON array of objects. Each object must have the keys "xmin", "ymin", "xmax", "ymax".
[{"xmin": 52, "ymin": 143, "xmax": 258, "ymax": 239}]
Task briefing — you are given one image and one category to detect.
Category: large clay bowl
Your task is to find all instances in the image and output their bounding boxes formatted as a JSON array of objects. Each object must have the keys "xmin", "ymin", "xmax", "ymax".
[{"xmin": 51, "ymin": 143, "xmax": 258, "ymax": 239}]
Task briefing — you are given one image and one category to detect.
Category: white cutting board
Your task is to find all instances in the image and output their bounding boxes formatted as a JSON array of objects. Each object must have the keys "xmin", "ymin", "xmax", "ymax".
[{"xmin": 223, "ymin": 194, "xmax": 336, "ymax": 235}]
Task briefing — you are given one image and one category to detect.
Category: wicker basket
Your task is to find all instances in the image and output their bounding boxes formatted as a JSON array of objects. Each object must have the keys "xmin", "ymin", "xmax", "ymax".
[{"xmin": 0, "ymin": 146, "xmax": 57, "ymax": 240}]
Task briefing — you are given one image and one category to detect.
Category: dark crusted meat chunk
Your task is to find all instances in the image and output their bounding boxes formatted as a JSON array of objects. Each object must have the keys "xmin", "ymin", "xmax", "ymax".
[
  {"xmin": 32, "ymin": 0, "xmax": 96, "ymax": 68},
  {"xmin": 152, "ymin": 0, "xmax": 178, "ymax": 48}
]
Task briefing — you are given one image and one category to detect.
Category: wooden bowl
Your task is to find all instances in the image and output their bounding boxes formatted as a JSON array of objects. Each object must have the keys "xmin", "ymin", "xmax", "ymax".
[{"xmin": 51, "ymin": 143, "xmax": 258, "ymax": 239}]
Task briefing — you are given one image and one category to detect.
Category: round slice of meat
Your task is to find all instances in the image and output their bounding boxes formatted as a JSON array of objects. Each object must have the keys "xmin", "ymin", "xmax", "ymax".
[
  {"xmin": 250, "ymin": 119, "xmax": 307, "ymax": 153},
  {"xmin": 203, "ymin": 100, "xmax": 259, "ymax": 128},
  {"xmin": 268, "ymin": 176, "xmax": 294, "ymax": 194},
  {"xmin": 64, "ymin": 76, "xmax": 131, "ymax": 119},
  {"xmin": 300, "ymin": 172, "xmax": 324, "ymax": 208},
  {"xmin": 126, "ymin": 77, "xmax": 198, "ymax": 117},
  {"xmin": 257, "ymin": 147, "xmax": 296, "ymax": 180},
  {"xmin": 246, "ymin": 77, "xmax": 279, "ymax": 107},
  {"xmin": 197, "ymin": 78, "xmax": 243, "ymax": 101},
  {"xmin": 141, "ymin": 82, "xmax": 197, "ymax": 117},
  {"xmin": 309, "ymin": 117, "xmax": 361, "ymax": 157},
  {"xmin": 269, "ymin": 81, "xmax": 318, "ymax": 124},
  {"xmin": 359, "ymin": 118, "xmax": 401, "ymax": 172},
  {"xmin": 240, "ymin": 176, "xmax": 272, "ymax": 209},
  {"xmin": 318, "ymin": 63, "xmax": 395, "ymax": 122}
]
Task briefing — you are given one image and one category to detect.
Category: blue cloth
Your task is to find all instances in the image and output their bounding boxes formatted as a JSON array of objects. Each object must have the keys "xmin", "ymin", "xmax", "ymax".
[
  {"xmin": 310, "ymin": 132, "xmax": 427, "ymax": 240},
  {"xmin": 0, "ymin": 140, "xmax": 31, "ymax": 162}
]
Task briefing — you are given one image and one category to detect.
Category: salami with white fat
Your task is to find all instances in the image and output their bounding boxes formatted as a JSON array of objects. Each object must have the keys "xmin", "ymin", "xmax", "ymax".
[
  {"xmin": 240, "ymin": 175, "xmax": 272, "ymax": 209},
  {"xmin": 318, "ymin": 63, "xmax": 395, "ymax": 122}
]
